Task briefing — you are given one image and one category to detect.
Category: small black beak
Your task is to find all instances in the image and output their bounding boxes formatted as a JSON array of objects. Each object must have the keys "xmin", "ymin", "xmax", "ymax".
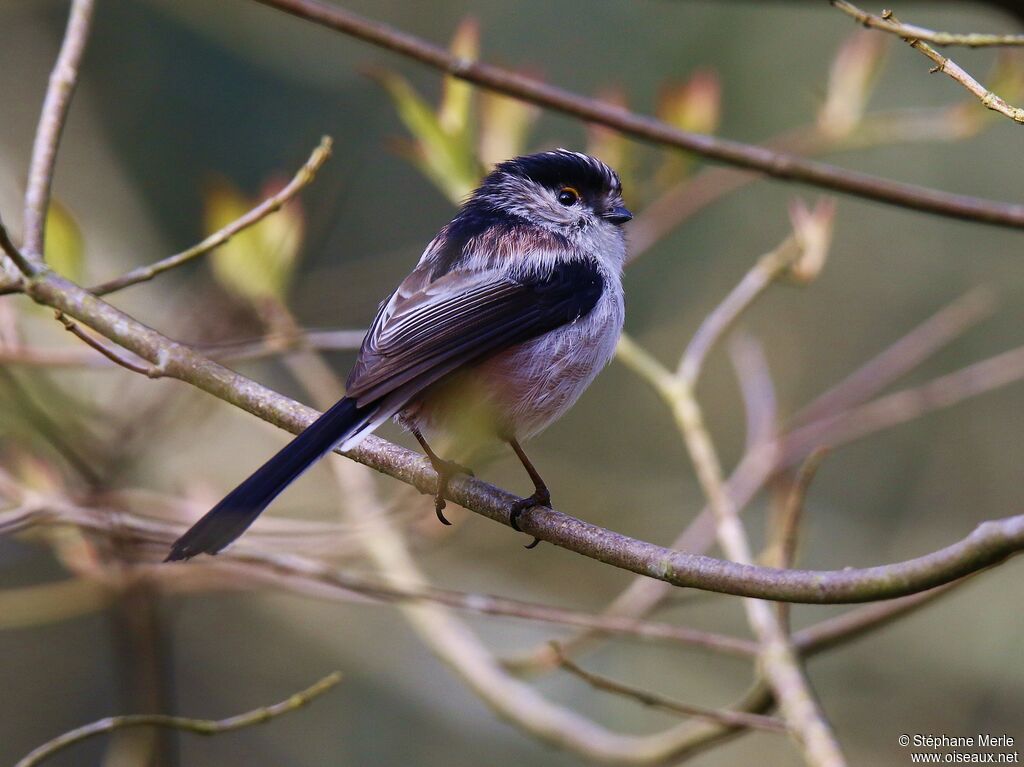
[{"xmin": 603, "ymin": 205, "xmax": 633, "ymax": 225}]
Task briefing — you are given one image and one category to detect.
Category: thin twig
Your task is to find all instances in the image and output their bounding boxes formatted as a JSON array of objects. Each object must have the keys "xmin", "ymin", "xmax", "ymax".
[
  {"xmin": 838, "ymin": 4, "xmax": 1024, "ymax": 124},
  {"xmin": 792, "ymin": 287, "xmax": 995, "ymax": 425},
  {"xmin": 766, "ymin": 449, "xmax": 830, "ymax": 572},
  {"xmin": 89, "ymin": 136, "xmax": 333, "ymax": 295},
  {"xmin": 0, "ymin": 217, "xmax": 33, "ymax": 281},
  {"xmin": 0, "ymin": 327, "xmax": 366, "ymax": 369},
  {"xmin": 252, "ymin": 0, "xmax": 1024, "ymax": 230},
  {"xmin": 728, "ymin": 332, "xmax": 778, "ymax": 453},
  {"xmin": 677, "ymin": 233, "xmax": 801, "ymax": 382},
  {"xmin": 0, "ymin": 496, "xmax": 973, "ymax": 666},
  {"xmin": 14, "ymin": 672, "xmax": 342, "ymax": 767},
  {"xmin": 781, "ymin": 342, "xmax": 1024, "ymax": 465},
  {"xmin": 833, "ymin": 1, "xmax": 1024, "ymax": 47},
  {"xmin": 552, "ymin": 644, "xmax": 787, "ymax": 734},
  {"xmin": 794, "ymin": 580, "xmax": 968, "ymax": 656},
  {"xmin": 21, "ymin": 0, "xmax": 96, "ymax": 266},
  {"xmin": 0, "ymin": 497, "xmax": 760, "ymax": 657},
  {"xmin": 766, "ymin": 449, "xmax": 830, "ymax": 631},
  {"xmin": 54, "ymin": 311, "xmax": 163, "ymax": 377}
]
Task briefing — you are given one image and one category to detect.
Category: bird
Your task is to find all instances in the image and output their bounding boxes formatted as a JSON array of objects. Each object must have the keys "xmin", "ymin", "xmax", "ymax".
[{"xmin": 165, "ymin": 149, "xmax": 631, "ymax": 561}]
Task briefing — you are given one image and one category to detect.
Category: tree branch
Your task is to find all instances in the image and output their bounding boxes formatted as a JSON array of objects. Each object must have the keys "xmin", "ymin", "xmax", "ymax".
[
  {"xmin": 54, "ymin": 311, "xmax": 163, "ymax": 377},
  {"xmin": 844, "ymin": 5, "xmax": 1024, "ymax": 125},
  {"xmin": 14, "ymin": 672, "xmax": 342, "ymax": 767},
  {"xmin": 14, "ymin": 269, "xmax": 1024, "ymax": 604},
  {"xmin": 791, "ymin": 287, "xmax": 995, "ymax": 425},
  {"xmin": 0, "ymin": 215, "xmax": 33, "ymax": 282},
  {"xmin": 833, "ymin": 1, "xmax": 1024, "ymax": 47},
  {"xmin": 250, "ymin": 0, "xmax": 1024, "ymax": 230},
  {"xmin": 552, "ymin": 645, "xmax": 786, "ymax": 734},
  {"xmin": 21, "ymin": 0, "xmax": 96, "ymax": 267},
  {"xmin": 0, "ymin": 327, "xmax": 366, "ymax": 369},
  {"xmin": 677, "ymin": 225, "xmax": 809, "ymax": 383},
  {"xmin": 90, "ymin": 136, "xmax": 333, "ymax": 296}
]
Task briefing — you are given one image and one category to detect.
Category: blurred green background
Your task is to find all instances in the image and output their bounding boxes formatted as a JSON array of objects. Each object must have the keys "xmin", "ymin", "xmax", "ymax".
[{"xmin": 1, "ymin": 1, "xmax": 1023, "ymax": 765}]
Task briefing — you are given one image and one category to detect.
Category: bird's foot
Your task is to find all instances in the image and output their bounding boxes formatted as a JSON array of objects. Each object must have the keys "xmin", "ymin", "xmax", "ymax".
[
  {"xmin": 428, "ymin": 457, "xmax": 474, "ymax": 525},
  {"xmin": 508, "ymin": 487, "xmax": 550, "ymax": 549}
]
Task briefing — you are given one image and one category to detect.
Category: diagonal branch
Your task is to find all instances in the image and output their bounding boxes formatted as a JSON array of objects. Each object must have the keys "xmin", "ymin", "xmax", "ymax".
[
  {"xmin": 90, "ymin": 136, "xmax": 333, "ymax": 296},
  {"xmin": 16, "ymin": 268, "xmax": 1024, "ymax": 605},
  {"xmin": 251, "ymin": 0, "xmax": 1024, "ymax": 230},
  {"xmin": 21, "ymin": 0, "xmax": 96, "ymax": 267},
  {"xmin": 0, "ymin": 327, "xmax": 366, "ymax": 369},
  {"xmin": 833, "ymin": 1, "xmax": 1024, "ymax": 48},
  {"xmin": 553, "ymin": 645, "xmax": 787, "ymax": 734},
  {"xmin": 0, "ymin": 213, "xmax": 34, "ymax": 281},
  {"xmin": 54, "ymin": 311, "xmax": 163, "ymax": 377},
  {"xmin": 836, "ymin": 3, "xmax": 1024, "ymax": 124}
]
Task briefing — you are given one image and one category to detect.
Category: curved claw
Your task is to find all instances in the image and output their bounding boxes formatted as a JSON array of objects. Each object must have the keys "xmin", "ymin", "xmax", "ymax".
[
  {"xmin": 429, "ymin": 457, "xmax": 473, "ymax": 526},
  {"xmin": 508, "ymin": 488, "xmax": 551, "ymax": 550},
  {"xmin": 435, "ymin": 498, "xmax": 452, "ymax": 525}
]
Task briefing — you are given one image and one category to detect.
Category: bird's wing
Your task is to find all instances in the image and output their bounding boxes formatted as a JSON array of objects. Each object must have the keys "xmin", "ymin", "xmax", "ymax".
[{"xmin": 345, "ymin": 259, "xmax": 604, "ymax": 406}]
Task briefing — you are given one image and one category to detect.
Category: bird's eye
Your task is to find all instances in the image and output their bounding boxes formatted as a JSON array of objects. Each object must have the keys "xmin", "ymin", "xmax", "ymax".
[{"xmin": 557, "ymin": 187, "xmax": 579, "ymax": 206}]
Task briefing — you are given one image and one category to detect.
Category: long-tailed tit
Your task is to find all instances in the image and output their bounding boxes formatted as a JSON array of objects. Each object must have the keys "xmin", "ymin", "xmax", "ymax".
[{"xmin": 166, "ymin": 149, "xmax": 631, "ymax": 561}]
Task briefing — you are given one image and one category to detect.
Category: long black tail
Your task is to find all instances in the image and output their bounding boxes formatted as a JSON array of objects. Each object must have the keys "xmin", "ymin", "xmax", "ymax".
[{"xmin": 165, "ymin": 397, "xmax": 377, "ymax": 561}]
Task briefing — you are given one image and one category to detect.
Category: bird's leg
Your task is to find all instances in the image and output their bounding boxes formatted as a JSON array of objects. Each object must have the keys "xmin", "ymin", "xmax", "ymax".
[
  {"xmin": 507, "ymin": 437, "xmax": 550, "ymax": 549},
  {"xmin": 411, "ymin": 428, "xmax": 473, "ymax": 525}
]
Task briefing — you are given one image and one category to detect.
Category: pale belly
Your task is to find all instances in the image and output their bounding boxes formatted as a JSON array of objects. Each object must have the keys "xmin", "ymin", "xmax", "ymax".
[{"xmin": 399, "ymin": 291, "xmax": 624, "ymax": 444}]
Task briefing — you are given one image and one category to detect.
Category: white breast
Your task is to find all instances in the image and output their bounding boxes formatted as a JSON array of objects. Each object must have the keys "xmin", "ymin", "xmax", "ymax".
[{"xmin": 405, "ymin": 276, "xmax": 624, "ymax": 443}]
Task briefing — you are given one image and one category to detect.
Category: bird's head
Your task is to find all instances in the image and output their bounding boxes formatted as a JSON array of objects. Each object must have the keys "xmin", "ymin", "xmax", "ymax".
[{"xmin": 468, "ymin": 149, "xmax": 631, "ymax": 239}]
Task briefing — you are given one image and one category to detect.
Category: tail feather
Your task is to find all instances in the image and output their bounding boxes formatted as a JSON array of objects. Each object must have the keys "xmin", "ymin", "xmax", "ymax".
[{"xmin": 165, "ymin": 397, "xmax": 376, "ymax": 561}]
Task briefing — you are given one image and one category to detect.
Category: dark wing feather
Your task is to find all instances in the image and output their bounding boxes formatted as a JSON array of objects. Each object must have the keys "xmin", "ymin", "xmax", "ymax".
[{"xmin": 345, "ymin": 259, "xmax": 605, "ymax": 407}]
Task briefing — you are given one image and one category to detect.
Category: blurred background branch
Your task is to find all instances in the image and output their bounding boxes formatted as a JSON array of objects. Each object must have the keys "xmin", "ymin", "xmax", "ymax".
[{"xmin": 15, "ymin": 672, "xmax": 342, "ymax": 767}]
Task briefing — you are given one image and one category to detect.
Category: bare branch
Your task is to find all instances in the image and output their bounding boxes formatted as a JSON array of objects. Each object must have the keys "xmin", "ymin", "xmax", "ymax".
[
  {"xmin": 14, "ymin": 672, "xmax": 342, "ymax": 767},
  {"xmin": 766, "ymin": 449, "xmax": 830, "ymax": 572},
  {"xmin": 766, "ymin": 449, "xmax": 830, "ymax": 631},
  {"xmin": 794, "ymin": 580, "xmax": 968, "ymax": 656},
  {"xmin": 626, "ymin": 100, "xmax": 995, "ymax": 264},
  {"xmin": 792, "ymin": 287, "xmax": 995, "ymax": 425},
  {"xmin": 782, "ymin": 343, "xmax": 1024, "ymax": 464},
  {"xmin": 0, "ymin": 327, "xmax": 366, "ymax": 370},
  {"xmin": 15, "ymin": 270, "xmax": 1024, "ymax": 604},
  {"xmin": 833, "ymin": 1, "xmax": 1024, "ymax": 47},
  {"xmin": 251, "ymin": 0, "xmax": 1024, "ymax": 230},
  {"xmin": 90, "ymin": 136, "xmax": 333, "ymax": 296},
  {"xmin": 662, "ymin": 354, "xmax": 846, "ymax": 765},
  {"xmin": 54, "ymin": 311, "xmax": 163, "ymax": 377},
  {"xmin": 21, "ymin": 0, "xmax": 96, "ymax": 267},
  {"xmin": 552, "ymin": 645, "xmax": 787, "ymax": 734},
  {"xmin": 0, "ymin": 217, "xmax": 33, "ymax": 284},
  {"xmin": 728, "ymin": 332, "xmax": 778, "ymax": 453},
  {"xmin": 678, "ymin": 230, "xmax": 801, "ymax": 382},
  {"xmin": 836, "ymin": 3, "xmax": 1024, "ymax": 124}
]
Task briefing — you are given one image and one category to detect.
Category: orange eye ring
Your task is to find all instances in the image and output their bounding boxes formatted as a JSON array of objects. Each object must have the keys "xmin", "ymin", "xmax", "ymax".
[{"xmin": 556, "ymin": 187, "xmax": 580, "ymax": 206}]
